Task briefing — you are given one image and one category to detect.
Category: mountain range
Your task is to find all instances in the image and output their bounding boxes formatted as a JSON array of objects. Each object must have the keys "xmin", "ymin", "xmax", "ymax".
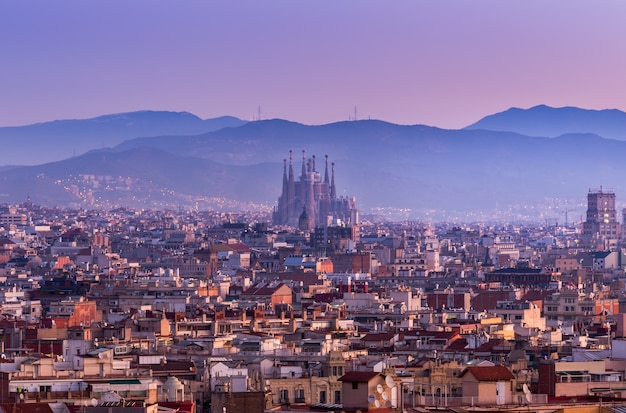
[
  {"xmin": 1, "ymin": 105, "xmax": 626, "ymax": 221},
  {"xmin": 465, "ymin": 104, "xmax": 626, "ymax": 140},
  {"xmin": 0, "ymin": 111, "xmax": 246, "ymax": 166}
]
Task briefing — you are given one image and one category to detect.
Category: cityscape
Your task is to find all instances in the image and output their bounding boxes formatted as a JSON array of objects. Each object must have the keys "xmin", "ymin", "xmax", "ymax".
[
  {"xmin": 4, "ymin": 2, "xmax": 626, "ymax": 413},
  {"xmin": 2, "ymin": 155, "xmax": 626, "ymax": 413}
]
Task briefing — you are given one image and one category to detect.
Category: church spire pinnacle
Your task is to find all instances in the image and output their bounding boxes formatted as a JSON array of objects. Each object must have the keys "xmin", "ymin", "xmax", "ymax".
[
  {"xmin": 324, "ymin": 155, "xmax": 329, "ymax": 184},
  {"xmin": 330, "ymin": 162, "xmax": 336, "ymax": 199},
  {"xmin": 282, "ymin": 158, "xmax": 288, "ymax": 192},
  {"xmin": 288, "ymin": 150, "xmax": 294, "ymax": 182}
]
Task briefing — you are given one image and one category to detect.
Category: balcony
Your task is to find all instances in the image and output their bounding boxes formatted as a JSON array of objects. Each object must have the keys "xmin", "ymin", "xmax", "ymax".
[{"xmin": 16, "ymin": 390, "xmax": 92, "ymax": 402}]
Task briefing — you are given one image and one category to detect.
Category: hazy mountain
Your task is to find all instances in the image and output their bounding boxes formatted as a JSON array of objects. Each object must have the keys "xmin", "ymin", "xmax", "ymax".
[
  {"xmin": 0, "ymin": 147, "xmax": 277, "ymax": 211},
  {"xmin": 113, "ymin": 119, "xmax": 426, "ymax": 165},
  {"xmin": 0, "ymin": 111, "xmax": 246, "ymax": 166},
  {"xmin": 4, "ymin": 117, "xmax": 626, "ymax": 221},
  {"xmin": 465, "ymin": 105, "xmax": 626, "ymax": 140}
]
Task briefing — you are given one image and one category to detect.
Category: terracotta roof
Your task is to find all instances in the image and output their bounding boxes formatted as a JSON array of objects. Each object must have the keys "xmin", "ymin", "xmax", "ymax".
[
  {"xmin": 446, "ymin": 338, "xmax": 468, "ymax": 351},
  {"xmin": 227, "ymin": 242, "xmax": 252, "ymax": 253},
  {"xmin": 521, "ymin": 290, "xmax": 552, "ymax": 301},
  {"xmin": 400, "ymin": 329, "xmax": 458, "ymax": 340},
  {"xmin": 0, "ymin": 403, "xmax": 54, "ymax": 413},
  {"xmin": 241, "ymin": 283, "xmax": 289, "ymax": 297},
  {"xmin": 488, "ymin": 268, "xmax": 543, "ymax": 275},
  {"xmin": 360, "ymin": 332, "xmax": 396, "ymax": 342},
  {"xmin": 423, "ymin": 330, "xmax": 459, "ymax": 340},
  {"xmin": 338, "ymin": 371, "xmax": 380, "ymax": 383},
  {"xmin": 61, "ymin": 228, "xmax": 83, "ymax": 238},
  {"xmin": 211, "ymin": 244, "xmax": 236, "ymax": 252},
  {"xmin": 150, "ymin": 361, "xmax": 196, "ymax": 372},
  {"xmin": 475, "ymin": 339, "xmax": 504, "ymax": 353},
  {"xmin": 460, "ymin": 365, "xmax": 515, "ymax": 381},
  {"xmin": 159, "ymin": 402, "xmax": 195, "ymax": 413}
]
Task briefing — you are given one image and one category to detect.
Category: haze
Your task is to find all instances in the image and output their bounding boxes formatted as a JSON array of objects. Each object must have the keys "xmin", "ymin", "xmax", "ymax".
[{"xmin": 2, "ymin": 1, "xmax": 626, "ymax": 129}]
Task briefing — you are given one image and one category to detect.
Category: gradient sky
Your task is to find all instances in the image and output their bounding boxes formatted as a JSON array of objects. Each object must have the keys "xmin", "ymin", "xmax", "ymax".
[{"xmin": 2, "ymin": 1, "xmax": 626, "ymax": 129}]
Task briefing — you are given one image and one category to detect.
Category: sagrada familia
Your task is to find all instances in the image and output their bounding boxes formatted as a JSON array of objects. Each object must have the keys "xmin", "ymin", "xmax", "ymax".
[{"xmin": 272, "ymin": 150, "xmax": 358, "ymax": 230}]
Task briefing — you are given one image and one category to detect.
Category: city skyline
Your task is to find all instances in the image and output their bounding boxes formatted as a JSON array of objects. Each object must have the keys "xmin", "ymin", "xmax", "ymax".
[{"xmin": 3, "ymin": 1, "xmax": 626, "ymax": 129}]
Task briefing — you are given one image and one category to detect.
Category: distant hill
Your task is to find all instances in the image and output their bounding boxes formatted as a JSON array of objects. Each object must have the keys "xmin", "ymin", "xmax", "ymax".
[
  {"xmin": 4, "ymin": 117, "xmax": 626, "ymax": 220},
  {"xmin": 465, "ymin": 105, "xmax": 626, "ymax": 140},
  {"xmin": 0, "ymin": 147, "xmax": 277, "ymax": 211},
  {"xmin": 113, "ymin": 119, "xmax": 428, "ymax": 165},
  {"xmin": 0, "ymin": 111, "xmax": 246, "ymax": 166}
]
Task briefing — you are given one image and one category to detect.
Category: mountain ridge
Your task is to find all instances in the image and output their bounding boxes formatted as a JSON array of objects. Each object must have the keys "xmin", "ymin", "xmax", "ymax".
[
  {"xmin": 465, "ymin": 104, "xmax": 626, "ymax": 140},
  {"xmin": 2, "ymin": 105, "xmax": 626, "ymax": 220},
  {"xmin": 0, "ymin": 111, "xmax": 247, "ymax": 166},
  {"xmin": 2, "ymin": 121, "xmax": 625, "ymax": 221}
]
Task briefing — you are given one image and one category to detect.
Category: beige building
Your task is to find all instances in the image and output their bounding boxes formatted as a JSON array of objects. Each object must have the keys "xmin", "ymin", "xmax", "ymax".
[
  {"xmin": 492, "ymin": 300, "xmax": 546, "ymax": 330},
  {"xmin": 539, "ymin": 359, "xmax": 626, "ymax": 398},
  {"xmin": 338, "ymin": 371, "xmax": 386, "ymax": 411},
  {"xmin": 459, "ymin": 365, "xmax": 515, "ymax": 405},
  {"xmin": 266, "ymin": 351, "xmax": 345, "ymax": 407}
]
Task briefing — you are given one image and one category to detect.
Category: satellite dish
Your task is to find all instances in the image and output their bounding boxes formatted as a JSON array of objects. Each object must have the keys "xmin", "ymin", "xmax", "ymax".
[
  {"xmin": 377, "ymin": 384, "xmax": 384, "ymax": 394},
  {"xmin": 368, "ymin": 394, "xmax": 376, "ymax": 403},
  {"xmin": 523, "ymin": 384, "xmax": 532, "ymax": 403},
  {"xmin": 374, "ymin": 400, "xmax": 381, "ymax": 408},
  {"xmin": 385, "ymin": 375, "xmax": 395, "ymax": 388},
  {"xmin": 381, "ymin": 391, "xmax": 388, "ymax": 401}
]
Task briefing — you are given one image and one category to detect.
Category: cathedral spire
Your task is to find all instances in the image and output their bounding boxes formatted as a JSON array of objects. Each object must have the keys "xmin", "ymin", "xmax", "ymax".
[
  {"xmin": 330, "ymin": 162, "xmax": 336, "ymax": 199},
  {"xmin": 312, "ymin": 154, "xmax": 316, "ymax": 173},
  {"xmin": 282, "ymin": 158, "xmax": 288, "ymax": 193},
  {"xmin": 324, "ymin": 155, "xmax": 329, "ymax": 184},
  {"xmin": 288, "ymin": 150, "xmax": 294, "ymax": 182},
  {"xmin": 301, "ymin": 150, "xmax": 306, "ymax": 179}
]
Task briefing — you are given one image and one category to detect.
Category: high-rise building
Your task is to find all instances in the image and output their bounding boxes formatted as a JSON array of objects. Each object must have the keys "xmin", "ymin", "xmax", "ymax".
[
  {"xmin": 582, "ymin": 188, "xmax": 619, "ymax": 242},
  {"xmin": 272, "ymin": 150, "xmax": 358, "ymax": 228}
]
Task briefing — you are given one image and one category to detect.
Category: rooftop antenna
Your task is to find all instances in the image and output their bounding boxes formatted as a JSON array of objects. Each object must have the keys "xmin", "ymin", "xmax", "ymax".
[{"xmin": 257, "ymin": 106, "xmax": 261, "ymax": 121}]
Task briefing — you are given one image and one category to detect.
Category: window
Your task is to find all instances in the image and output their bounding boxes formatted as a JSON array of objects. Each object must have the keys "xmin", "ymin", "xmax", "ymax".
[
  {"xmin": 320, "ymin": 390, "xmax": 327, "ymax": 404},
  {"xmin": 280, "ymin": 389, "xmax": 289, "ymax": 403},
  {"xmin": 352, "ymin": 382, "xmax": 358, "ymax": 390},
  {"xmin": 334, "ymin": 390, "xmax": 341, "ymax": 404}
]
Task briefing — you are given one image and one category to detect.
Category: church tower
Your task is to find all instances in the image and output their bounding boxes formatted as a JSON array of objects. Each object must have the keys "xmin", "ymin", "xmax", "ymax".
[{"xmin": 272, "ymin": 151, "xmax": 358, "ymax": 228}]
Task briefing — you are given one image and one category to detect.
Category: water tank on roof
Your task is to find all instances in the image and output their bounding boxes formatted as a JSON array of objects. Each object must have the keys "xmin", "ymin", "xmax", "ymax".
[{"xmin": 162, "ymin": 376, "xmax": 184, "ymax": 402}]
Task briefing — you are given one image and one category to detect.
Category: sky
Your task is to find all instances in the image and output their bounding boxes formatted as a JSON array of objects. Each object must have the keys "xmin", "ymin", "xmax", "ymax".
[{"xmin": 2, "ymin": 1, "xmax": 626, "ymax": 129}]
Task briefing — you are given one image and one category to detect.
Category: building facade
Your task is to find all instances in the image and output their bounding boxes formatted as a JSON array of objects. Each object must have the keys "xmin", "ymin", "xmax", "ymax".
[{"xmin": 583, "ymin": 188, "xmax": 620, "ymax": 243}]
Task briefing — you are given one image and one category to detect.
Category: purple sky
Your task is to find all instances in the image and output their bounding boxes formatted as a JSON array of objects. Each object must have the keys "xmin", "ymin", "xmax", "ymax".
[{"xmin": 2, "ymin": 1, "xmax": 626, "ymax": 129}]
